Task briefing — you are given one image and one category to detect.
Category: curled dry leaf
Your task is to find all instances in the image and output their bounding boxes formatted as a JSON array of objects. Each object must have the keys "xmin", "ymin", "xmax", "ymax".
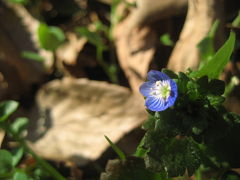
[
  {"xmin": 0, "ymin": 1, "xmax": 52, "ymax": 99},
  {"xmin": 113, "ymin": 0, "xmax": 187, "ymax": 94},
  {"xmin": 113, "ymin": 16, "xmax": 157, "ymax": 93},
  {"xmin": 167, "ymin": 0, "xmax": 225, "ymax": 71},
  {"xmin": 56, "ymin": 33, "xmax": 87, "ymax": 65},
  {"xmin": 0, "ymin": 129, "xmax": 5, "ymax": 148},
  {"xmin": 56, "ymin": 33, "xmax": 87, "ymax": 77},
  {"xmin": 128, "ymin": 0, "xmax": 187, "ymax": 29},
  {"xmin": 28, "ymin": 78, "xmax": 147, "ymax": 165}
]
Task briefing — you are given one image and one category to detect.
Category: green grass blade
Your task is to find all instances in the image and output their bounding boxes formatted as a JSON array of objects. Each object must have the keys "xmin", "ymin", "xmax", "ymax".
[
  {"xmin": 191, "ymin": 31, "xmax": 236, "ymax": 79},
  {"xmin": 104, "ymin": 135, "xmax": 126, "ymax": 160}
]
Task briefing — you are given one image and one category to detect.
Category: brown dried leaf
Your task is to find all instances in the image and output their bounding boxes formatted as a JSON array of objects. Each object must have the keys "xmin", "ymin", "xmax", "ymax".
[
  {"xmin": 128, "ymin": 0, "xmax": 187, "ymax": 28},
  {"xmin": 28, "ymin": 78, "xmax": 147, "ymax": 165},
  {"xmin": 167, "ymin": 0, "xmax": 224, "ymax": 71},
  {"xmin": 114, "ymin": 16, "xmax": 157, "ymax": 93},
  {"xmin": 57, "ymin": 33, "xmax": 87, "ymax": 66},
  {"xmin": 56, "ymin": 33, "xmax": 87, "ymax": 77},
  {"xmin": 0, "ymin": 1, "xmax": 52, "ymax": 99}
]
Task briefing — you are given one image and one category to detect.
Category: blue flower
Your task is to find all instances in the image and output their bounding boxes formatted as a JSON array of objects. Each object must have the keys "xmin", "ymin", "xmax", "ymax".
[{"xmin": 140, "ymin": 70, "xmax": 178, "ymax": 111}]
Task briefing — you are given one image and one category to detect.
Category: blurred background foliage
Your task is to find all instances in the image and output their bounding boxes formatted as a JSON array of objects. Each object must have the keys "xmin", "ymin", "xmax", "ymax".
[{"xmin": 0, "ymin": 0, "xmax": 240, "ymax": 179}]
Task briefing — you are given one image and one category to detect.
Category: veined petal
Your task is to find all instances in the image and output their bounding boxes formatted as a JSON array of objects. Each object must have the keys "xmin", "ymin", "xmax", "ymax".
[
  {"xmin": 140, "ymin": 70, "xmax": 178, "ymax": 112},
  {"xmin": 148, "ymin": 70, "xmax": 170, "ymax": 82},
  {"xmin": 166, "ymin": 95, "xmax": 176, "ymax": 107},
  {"xmin": 145, "ymin": 96, "xmax": 167, "ymax": 111},
  {"xmin": 139, "ymin": 81, "xmax": 155, "ymax": 97},
  {"xmin": 169, "ymin": 79, "xmax": 178, "ymax": 93}
]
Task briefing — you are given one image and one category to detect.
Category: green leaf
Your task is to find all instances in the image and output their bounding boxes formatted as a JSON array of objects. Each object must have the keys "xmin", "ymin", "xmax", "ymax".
[
  {"xmin": 104, "ymin": 135, "xmax": 126, "ymax": 160},
  {"xmin": 197, "ymin": 20, "xmax": 219, "ymax": 65},
  {"xmin": 160, "ymin": 34, "xmax": 174, "ymax": 47},
  {"xmin": 33, "ymin": 167, "xmax": 50, "ymax": 180},
  {"xmin": 144, "ymin": 133, "xmax": 201, "ymax": 177},
  {"xmin": 224, "ymin": 76, "xmax": 239, "ymax": 97},
  {"xmin": 191, "ymin": 31, "xmax": 236, "ymax": 79},
  {"xmin": 177, "ymin": 72, "xmax": 190, "ymax": 93},
  {"xmin": 232, "ymin": 11, "xmax": 240, "ymax": 27},
  {"xmin": 101, "ymin": 157, "xmax": 166, "ymax": 180},
  {"xmin": 162, "ymin": 69, "xmax": 178, "ymax": 79},
  {"xmin": 12, "ymin": 147, "xmax": 24, "ymax": 166},
  {"xmin": 111, "ymin": 0, "xmax": 122, "ymax": 27},
  {"xmin": 13, "ymin": 171, "xmax": 30, "ymax": 180},
  {"xmin": 0, "ymin": 101, "xmax": 19, "ymax": 122},
  {"xmin": 197, "ymin": 37, "xmax": 215, "ymax": 62},
  {"xmin": 222, "ymin": 172, "xmax": 240, "ymax": 180},
  {"xmin": 21, "ymin": 51, "xmax": 45, "ymax": 62},
  {"xmin": 208, "ymin": 79, "xmax": 225, "ymax": 95},
  {"xmin": 75, "ymin": 27, "xmax": 107, "ymax": 50},
  {"xmin": 134, "ymin": 136, "xmax": 147, "ymax": 157},
  {"xmin": 196, "ymin": 76, "xmax": 209, "ymax": 94},
  {"xmin": 142, "ymin": 114, "xmax": 156, "ymax": 130},
  {"xmin": 38, "ymin": 23, "xmax": 65, "ymax": 51},
  {"xmin": 0, "ymin": 150, "xmax": 13, "ymax": 175},
  {"xmin": 10, "ymin": 117, "xmax": 29, "ymax": 136},
  {"xmin": 9, "ymin": 0, "xmax": 29, "ymax": 5},
  {"xmin": 207, "ymin": 95, "xmax": 225, "ymax": 106},
  {"xmin": 94, "ymin": 21, "xmax": 109, "ymax": 36}
]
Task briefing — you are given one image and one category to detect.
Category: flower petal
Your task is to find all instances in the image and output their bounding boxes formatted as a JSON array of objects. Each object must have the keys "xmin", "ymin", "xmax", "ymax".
[
  {"xmin": 167, "ymin": 79, "xmax": 178, "ymax": 107},
  {"xmin": 148, "ymin": 70, "xmax": 170, "ymax": 82},
  {"xmin": 139, "ymin": 81, "xmax": 154, "ymax": 97},
  {"xmin": 145, "ymin": 96, "xmax": 168, "ymax": 111},
  {"xmin": 169, "ymin": 79, "xmax": 178, "ymax": 93}
]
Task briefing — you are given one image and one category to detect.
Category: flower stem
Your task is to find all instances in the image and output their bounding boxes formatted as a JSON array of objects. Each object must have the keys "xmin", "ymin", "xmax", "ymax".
[
  {"xmin": 5, "ymin": 124, "xmax": 66, "ymax": 180},
  {"xmin": 21, "ymin": 140, "xmax": 66, "ymax": 180}
]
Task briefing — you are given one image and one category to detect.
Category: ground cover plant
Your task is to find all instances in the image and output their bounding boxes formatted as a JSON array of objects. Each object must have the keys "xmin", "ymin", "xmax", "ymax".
[{"xmin": 0, "ymin": 0, "xmax": 240, "ymax": 179}]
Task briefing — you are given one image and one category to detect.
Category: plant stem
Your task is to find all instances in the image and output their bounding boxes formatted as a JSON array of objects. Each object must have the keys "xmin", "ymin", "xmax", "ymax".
[
  {"xmin": 21, "ymin": 140, "xmax": 66, "ymax": 180},
  {"xmin": 96, "ymin": 47, "xmax": 118, "ymax": 83},
  {"xmin": 5, "ymin": 124, "xmax": 66, "ymax": 180}
]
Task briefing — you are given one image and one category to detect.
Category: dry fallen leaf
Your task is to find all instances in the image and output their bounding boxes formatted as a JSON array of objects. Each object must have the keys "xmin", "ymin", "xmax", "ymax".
[
  {"xmin": 113, "ymin": 16, "xmax": 157, "ymax": 93},
  {"xmin": 113, "ymin": 0, "xmax": 187, "ymax": 94},
  {"xmin": 167, "ymin": 0, "xmax": 225, "ymax": 72},
  {"xmin": 56, "ymin": 33, "xmax": 87, "ymax": 77},
  {"xmin": 0, "ymin": 1, "xmax": 52, "ymax": 99},
  {"xmin": 28, "ymin": 78, "xmax": 147, "ymax": 165}
]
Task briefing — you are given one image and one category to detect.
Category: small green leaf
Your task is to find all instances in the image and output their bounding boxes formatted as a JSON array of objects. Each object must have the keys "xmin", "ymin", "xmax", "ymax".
[
  {"xmin": 160, "ymin": 33, "xmax": 174, "ymax": 47},
  {"xmin": 21, "ymin": 51, "xmax": 45, "ymax": 62},
  {"xmin": 162, "ymin": 69, "xmax": 178, "ymax": 79},
  {"xmin": 197, "ymin": 37, "xmax": 215, "ymax": 63},
  {"xmin": 111, "ymin": 0, "xmax": 122, "ymax": 27},
  {"xmin": 197, "ymin": 20, "xmax": 219, "ymax": 65},
  {"xmin": 75, "ymin": 27, "xmax": 107, "ymax": 49},
  {"xmin": 177, "ymin": 72, "xmax": 190, "ymax": 93},
  {"xmin": 191, "ymin": 31, "xmax": 236, "ymax": 79},
  {"xmin": 142, "ymin": 114, "xmax": 156, "ymax": 130},
  {"xmin": 33, "ymin": 168, "xmax": 50, "ymax": 179},
  {"xmin": 208, "ymin": 79, "xmax": 225, "ymax": 95},
  {"xmin": 224, "ymin": 76, "xmax": 239, "ymax": 97},
  {"xmin": 209, "ymin": 20, "xmax": 220, "ymax": 38},
  {"xmin": 10, "ymin": 117, "xmax": 29, "ymax": 136},
  {"xmin": 9, "ymin": 0, "xmax": 29, "ymax": 5},
  {"xmin": 13, "ymin": 171, "xmax": 30, "ymax": 180},
  {"xmin": 232, "ymin": 11, "xmax": 240, "ymax": 27},
  {"xmin": 12, "ymin": 147, "xmax": 24, "ymax": 166},
  {"xmin": 38, "ymin": 23, "xmax": 65, "ymax": 51},
  {"xmin": 196, "ymin": 76, "xmax": 209, "ymax": 94},
  {"xmin": 104, "ymin": 135, "xmax": 126, "ymax": 160},
  {"xmin": 207, "ymin": 95, "xmax": 225, "ymax": 106},
  {"xmin": 0, "ymin": 101, "xmax": 19, "ymax": 122},
  {"xmin": 134, "ymin": 136, "xmax": 147, "ymax": 157},
  {"xmin": 0, "ymin": 150, "xmax": 13, "ymax": 175},
  {"xmin": 94, "ymin": 21, "xmax": 109, "ymax": 36}
]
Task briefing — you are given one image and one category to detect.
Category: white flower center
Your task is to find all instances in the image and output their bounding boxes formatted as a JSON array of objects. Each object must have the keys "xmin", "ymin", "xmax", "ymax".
[{"xmin": 150, "ymin": 80, "xmax": 171, "ymax": 99}]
